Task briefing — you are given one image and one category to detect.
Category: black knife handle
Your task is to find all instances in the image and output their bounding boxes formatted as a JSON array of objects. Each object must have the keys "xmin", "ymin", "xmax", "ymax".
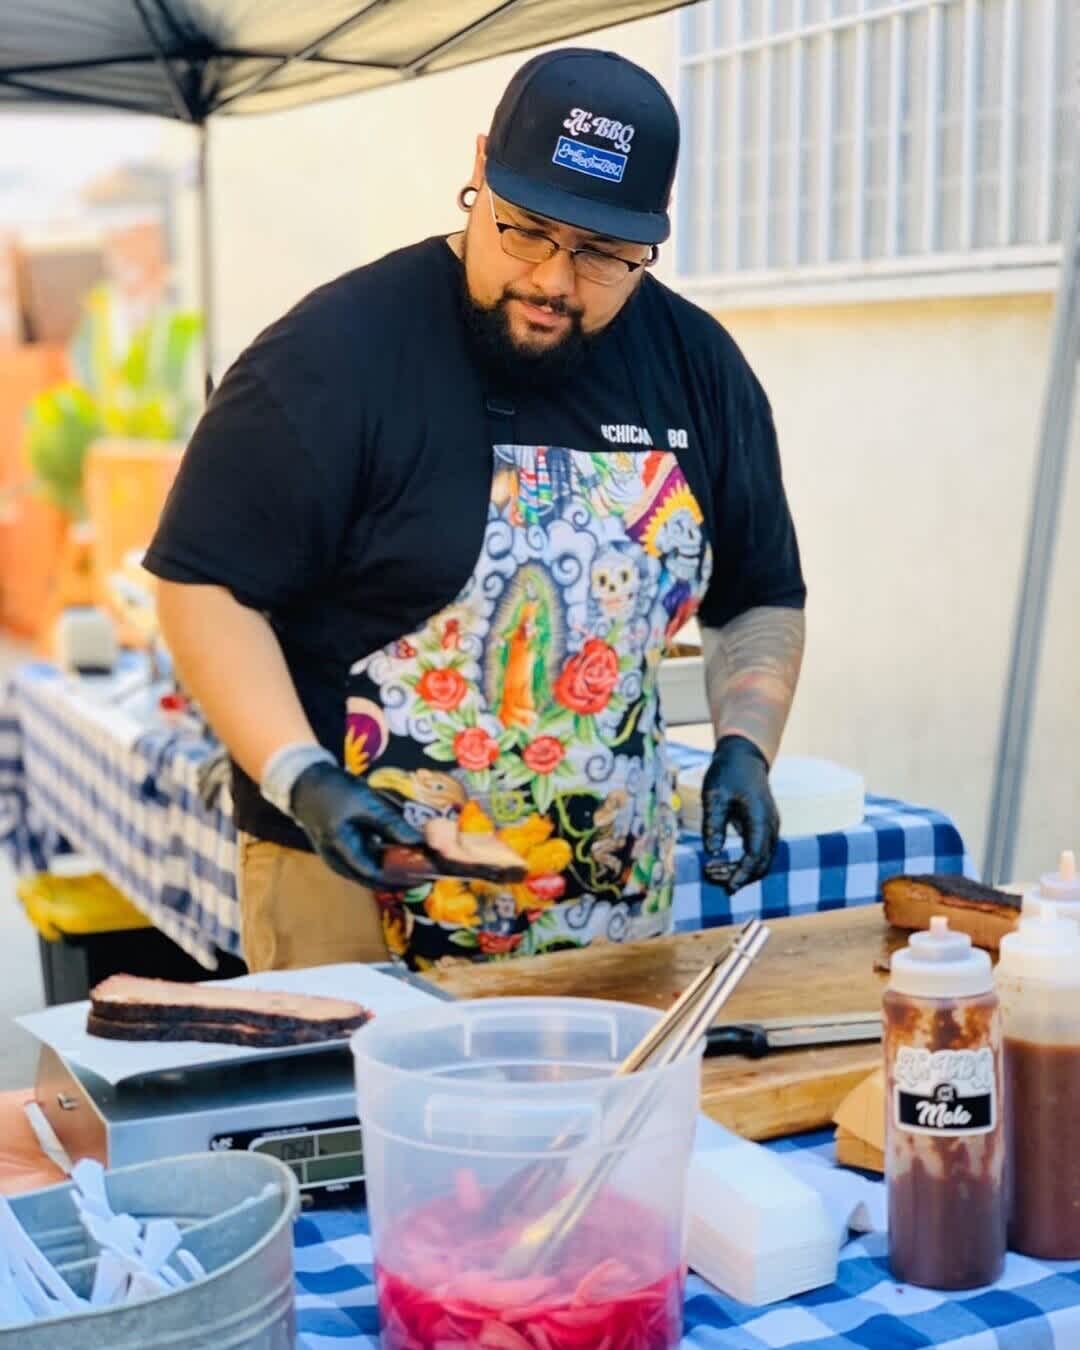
[{"xmin": 704, "ymin": 1024, "xmax": 771, "ymax": 1059}]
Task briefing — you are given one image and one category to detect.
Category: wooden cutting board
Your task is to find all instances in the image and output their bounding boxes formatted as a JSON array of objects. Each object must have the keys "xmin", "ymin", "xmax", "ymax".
[{"xmin": 427, "ymin": 906, "xmax": 909, "ymax": 1141}]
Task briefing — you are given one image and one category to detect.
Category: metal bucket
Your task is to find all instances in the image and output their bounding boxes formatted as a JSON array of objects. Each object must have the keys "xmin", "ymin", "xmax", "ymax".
[{"xmin": 1, "ymin": 1151, "xmax": 300, "ymax": 1349}]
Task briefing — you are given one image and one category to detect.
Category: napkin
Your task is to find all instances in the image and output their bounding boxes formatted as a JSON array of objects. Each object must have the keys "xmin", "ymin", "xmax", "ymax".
[
  {"xmin": 777, "ymin": 1142, "xmax": 887, "ymax": 1243},
  {"xmin": 688, "ymin": 1115, "xmax": 886, "ymax": 1307}
]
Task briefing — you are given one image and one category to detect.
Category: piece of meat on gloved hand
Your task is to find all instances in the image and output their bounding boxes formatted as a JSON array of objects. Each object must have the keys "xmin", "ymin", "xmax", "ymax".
[
  {"xmin": 382, "ymin": 818, "xmax": 528, "ymax": 885},
  {"xmin": 425, "ymin": 816, "xmax": 528, "ymax": 881}
]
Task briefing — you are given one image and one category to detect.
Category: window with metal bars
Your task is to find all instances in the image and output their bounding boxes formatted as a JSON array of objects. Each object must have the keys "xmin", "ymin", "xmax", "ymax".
[{"xmin": 674, "ymin": 0, "xmax": 1076, "ymax": 290}]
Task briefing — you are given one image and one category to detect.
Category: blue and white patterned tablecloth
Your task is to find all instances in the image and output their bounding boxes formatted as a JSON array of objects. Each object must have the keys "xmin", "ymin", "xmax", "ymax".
[
  {"xmin": 665, "ymin": 743, "xmax": 976, "ymax": 930},
  {"xmin": 0, "ymin": 658, "xmax": 238, "ymax": 967},
  {"xmin": 293, "ymin": 1130, "xmax": 1080, "ymax": 1350},
  {"xmin": 1, "ymin": 661, "xmax": 975, "ymax": 968}
]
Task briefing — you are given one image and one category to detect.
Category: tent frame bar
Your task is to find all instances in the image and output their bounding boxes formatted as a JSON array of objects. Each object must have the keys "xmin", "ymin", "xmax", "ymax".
[
  {"xmin": 211, "ymin": 0, "xmax": 398, "ymax": 112},
  {"xmin": 0, "ymin": 75, "xmax": 155, "ymax": 115},
  {"xmin": 4, "ymin": 53, "xmax": 172, "ymax": 74},
  {"xmin": 0, "ymin": 50, "xmax": 402, "ymax": 77},
  {"xmin": 199, "ymin": 122, "xmax": 214, "ymax": 390},
  {"xmin": 132, "ymin": 0, "xmax": 198, "ymax": 121},
  {"xmin": 144, "ymin": 0, "xmax": 188, "ymax": 48},
  {"xmin": 982, "ymin": 152, "xmax": 1080, "ymax": 884}
]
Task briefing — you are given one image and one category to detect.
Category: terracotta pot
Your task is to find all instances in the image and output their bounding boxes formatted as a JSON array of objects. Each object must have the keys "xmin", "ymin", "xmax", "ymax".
[
  {"xmin": 0, "ymin": 493, "xmax": 70, "ymax": 639},
  {"xmin": 0, "ymin": 343, "xmax": 70, "ymax": 639},
  {"xmin": 0, "ymin": 344, "xmax": 68, "ymax": 483}
]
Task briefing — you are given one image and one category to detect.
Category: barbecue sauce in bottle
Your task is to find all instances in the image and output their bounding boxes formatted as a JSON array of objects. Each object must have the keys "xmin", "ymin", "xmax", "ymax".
[
  {"xmin": 884, "ymin": 917, "xmax": 1006, "ymax": 1289},
  {"xmin": 996, "ymin": 896, "xmax": 1080, "ymax": 1259}
]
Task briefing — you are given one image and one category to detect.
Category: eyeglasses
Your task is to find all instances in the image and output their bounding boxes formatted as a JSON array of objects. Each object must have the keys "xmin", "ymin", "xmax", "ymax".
[{"xmin": 486, "ymin": 187, "xmax": 657, "ymax": 287}]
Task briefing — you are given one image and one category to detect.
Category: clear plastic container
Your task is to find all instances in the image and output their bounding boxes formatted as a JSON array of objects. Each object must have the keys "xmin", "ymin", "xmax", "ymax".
[
  {"xmin": 996, "ymin": 896, "xmax": 1080, "ymax": 1258},
  {"xmin": 351, "ymin": 996, "xmax": 702, "ymax": 1350}
]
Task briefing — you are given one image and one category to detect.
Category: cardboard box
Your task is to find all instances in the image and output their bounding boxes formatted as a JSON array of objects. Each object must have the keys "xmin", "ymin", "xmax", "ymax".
[
  {"xmin": 0, "ymin": 234, "xmax": 21, "ymax": 347},
  {"xmin": 15, "ymin": 238, "xmax": 107, "ymax": 344}
]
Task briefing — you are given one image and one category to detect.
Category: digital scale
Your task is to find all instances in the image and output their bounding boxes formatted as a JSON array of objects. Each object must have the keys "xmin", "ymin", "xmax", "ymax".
[{"xmin": 33, "ymin": 965, "xmax": 452, "ymax": 1209}]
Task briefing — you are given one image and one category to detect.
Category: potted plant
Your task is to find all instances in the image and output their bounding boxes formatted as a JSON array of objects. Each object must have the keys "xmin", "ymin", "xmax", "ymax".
[{"xmin": 2, "ymin": 286, "xmax": 201, "ymax": 643}]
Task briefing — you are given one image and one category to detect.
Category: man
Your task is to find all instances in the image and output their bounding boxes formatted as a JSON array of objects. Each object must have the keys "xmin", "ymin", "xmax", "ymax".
[{"xmin": 146, "ymin": 48, "xmax": 806, "ymax": 972}]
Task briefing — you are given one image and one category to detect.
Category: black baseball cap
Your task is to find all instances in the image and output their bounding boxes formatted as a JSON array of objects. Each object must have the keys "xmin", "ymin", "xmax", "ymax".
[{"xmin": 485, "ymin": 48, "xmax": 680, "ymax": 246}]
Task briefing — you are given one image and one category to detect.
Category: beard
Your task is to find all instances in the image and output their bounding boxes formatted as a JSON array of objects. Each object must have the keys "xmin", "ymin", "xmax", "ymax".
[{"xmin": 457, "ymin": 257, "xmax": 593, "ymax": 392}]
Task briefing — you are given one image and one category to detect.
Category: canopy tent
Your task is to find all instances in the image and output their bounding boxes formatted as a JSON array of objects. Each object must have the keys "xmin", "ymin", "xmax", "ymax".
[
  {"xmin": 0, "ymin": 1, "xmax": 697, "ymax": 120},
  {"xmin": 1, "ymin": 1, "xmax": 1075, "ymax": 885}
]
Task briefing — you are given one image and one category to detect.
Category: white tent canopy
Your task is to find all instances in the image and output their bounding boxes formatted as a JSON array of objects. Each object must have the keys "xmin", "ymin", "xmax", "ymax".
[{"xmin": 0, "ymin": 0, "xmax": 694, "ymax": 121}]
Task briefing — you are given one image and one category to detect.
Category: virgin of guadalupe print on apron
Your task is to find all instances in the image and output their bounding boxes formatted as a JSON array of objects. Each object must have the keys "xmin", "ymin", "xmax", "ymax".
[{"xmin": 345, "ymin": 443, "xmax": 712, "ymax": 969}]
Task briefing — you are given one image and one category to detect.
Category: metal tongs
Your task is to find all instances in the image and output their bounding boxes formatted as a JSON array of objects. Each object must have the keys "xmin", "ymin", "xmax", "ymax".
[{"xmin": 496, "ymin": 918, "xmax": 771, "ymax": 1279}]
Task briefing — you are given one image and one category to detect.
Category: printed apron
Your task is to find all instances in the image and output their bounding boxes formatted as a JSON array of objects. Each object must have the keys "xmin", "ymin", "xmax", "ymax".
[{"xmin": 345, "ymin": 444, "xmax": 712, "ymax": 969}]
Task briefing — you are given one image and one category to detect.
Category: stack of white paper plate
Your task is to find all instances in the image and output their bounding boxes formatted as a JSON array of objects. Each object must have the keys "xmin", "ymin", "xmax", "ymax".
[{"xmin": 677, "ymin": 755, "xmax": 865, "ymax": 837}]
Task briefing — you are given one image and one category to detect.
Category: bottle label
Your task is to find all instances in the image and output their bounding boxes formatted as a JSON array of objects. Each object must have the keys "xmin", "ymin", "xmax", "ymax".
[{"xmin": 893, "ymin": 1045, "xmax": 996, "ymax": 1136}]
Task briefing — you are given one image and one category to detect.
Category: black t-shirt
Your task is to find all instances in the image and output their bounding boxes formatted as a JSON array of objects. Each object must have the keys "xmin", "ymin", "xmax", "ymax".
[{"xmin": 144, "ymin": 236, "xmax": 805, "ymax": 849}]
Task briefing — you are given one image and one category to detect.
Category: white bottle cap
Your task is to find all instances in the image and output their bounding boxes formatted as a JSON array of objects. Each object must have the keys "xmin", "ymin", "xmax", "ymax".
[
  {"xmin": 1037, "ymin": 849, "xmax": 1080, "ymax": 902},
  {"xmin": 889, "ymin": 916, "xmax": 993, "ymax": 998},
  {"xmin": 997, "ymin": 894, "xmax": 1080, "ymax": 985}
]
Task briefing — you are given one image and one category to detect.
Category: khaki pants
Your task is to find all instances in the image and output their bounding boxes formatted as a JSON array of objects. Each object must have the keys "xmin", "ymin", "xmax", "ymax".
[{"xmin": 237, "ymin": 834, "xmax": 390, "ymax": 972}]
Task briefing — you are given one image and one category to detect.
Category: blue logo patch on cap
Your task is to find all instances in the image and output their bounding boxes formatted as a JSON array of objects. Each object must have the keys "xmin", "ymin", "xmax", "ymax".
[{"xmin": 552, "ymin": 136, "xmax": 627, "ymax": 184}]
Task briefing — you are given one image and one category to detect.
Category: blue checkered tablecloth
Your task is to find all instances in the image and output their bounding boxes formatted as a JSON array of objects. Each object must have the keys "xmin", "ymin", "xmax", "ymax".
[
  {"xmin": 1, "ymin": 661, "xmax": 976, "ymax": 966},
  {"xmin": 666, "ymin": 743, "xmax": 976, "ymax": 929},
  {"xmin": 0, "ymin": 658, "xmax": 239, "ymax": 967},
  {"xmin": 293, "ymin": 1131, "xmax": 1080, "ymax": 1349},
  {"xmin": 0, "ymin": 671, "xmax": 60, "ymax": 879}
]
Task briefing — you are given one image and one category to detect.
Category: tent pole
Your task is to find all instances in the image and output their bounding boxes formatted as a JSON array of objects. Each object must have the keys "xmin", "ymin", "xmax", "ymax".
[
  {"xmin": 982, "ymin": 155, "xmax": 1080, "ymax": 885},
  {"xmin": 198, "ymin": 120, "xmax": 214, "ymax": 397}
]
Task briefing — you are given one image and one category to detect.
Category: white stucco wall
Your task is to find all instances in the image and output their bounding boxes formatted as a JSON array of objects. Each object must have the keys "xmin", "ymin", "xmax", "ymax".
[
  {"xmin": 719, "ymin": 294, "xmax": 1079, "ymax": 886},
  {"xmin": 168, "ymin": 12, "xmax": 1077, "ymax": 886}
]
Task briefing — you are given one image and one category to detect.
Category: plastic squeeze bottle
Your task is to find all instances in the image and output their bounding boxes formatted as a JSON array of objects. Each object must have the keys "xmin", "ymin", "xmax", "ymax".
[
  {"xmin": 884, "ymin": 916, "xmax": 1006, "ymax": 1289},
  {"xmin": 1029, "ymin": 849, "xmax": 1080, "ymax": 921},
  {"xmin": 996, "ymin": 896, "xmax": 1080, "ymax": 1258}
]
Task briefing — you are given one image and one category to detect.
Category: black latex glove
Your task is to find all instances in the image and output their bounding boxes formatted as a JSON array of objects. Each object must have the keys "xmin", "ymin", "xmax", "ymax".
[
  {"xmin": 701, "ymin": 734, "xmax": 780, "ymax": 894},
  {"xmin": 289, "ymin": 761, "xmax": 429, "ymax": 888}
]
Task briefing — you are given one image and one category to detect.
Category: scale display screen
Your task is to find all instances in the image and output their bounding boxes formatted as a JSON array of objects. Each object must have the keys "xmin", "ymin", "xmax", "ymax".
[
  {"xmin": 306, "ymin": 1155, "xmax": 359, "ymax": 1184},
  {"xmin": 210, "ymin": 1118, "xmax": 363, "ymax": 1201},
  {"xmin": 258, "ymin": 1135, "xmax": 316, "ymax": 1164},
  {"xmin": 318, "ymin": 1129, "xmax": 362, "ymax": 1157}
]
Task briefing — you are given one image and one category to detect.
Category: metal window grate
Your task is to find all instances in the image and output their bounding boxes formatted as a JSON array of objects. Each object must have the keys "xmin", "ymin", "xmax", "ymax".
[{"xmin": 674, "ymin": 0, "xmax": 1077, "ymax": 282}]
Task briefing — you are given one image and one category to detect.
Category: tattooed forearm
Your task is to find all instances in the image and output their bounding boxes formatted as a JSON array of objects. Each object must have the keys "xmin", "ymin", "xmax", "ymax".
[{"xmin": 701, "ymin": 607, "xmax": 806, "ymax": 765}]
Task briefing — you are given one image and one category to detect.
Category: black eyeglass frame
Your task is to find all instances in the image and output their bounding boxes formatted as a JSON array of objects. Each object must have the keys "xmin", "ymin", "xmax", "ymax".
[{"xmin": 486, "ymin": 187, "xmax": 659, "ymax": 284}]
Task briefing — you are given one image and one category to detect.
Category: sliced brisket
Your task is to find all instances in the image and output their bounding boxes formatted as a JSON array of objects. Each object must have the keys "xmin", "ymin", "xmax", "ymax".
[{"xmin": 87, "ymin": 974, "xmax": 372, "ymax": 1046}]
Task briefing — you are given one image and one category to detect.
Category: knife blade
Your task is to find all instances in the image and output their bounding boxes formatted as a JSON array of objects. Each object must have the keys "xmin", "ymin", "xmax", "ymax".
[{"xmin": 704, "ymin": 1011, "xmax": 882, "ymax": 1059}]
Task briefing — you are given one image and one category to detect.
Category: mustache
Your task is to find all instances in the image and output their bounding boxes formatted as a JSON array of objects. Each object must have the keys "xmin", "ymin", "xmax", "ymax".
[{"xmin": 502, "ymin": 288, "xmax": 584, "ymax": 319}]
